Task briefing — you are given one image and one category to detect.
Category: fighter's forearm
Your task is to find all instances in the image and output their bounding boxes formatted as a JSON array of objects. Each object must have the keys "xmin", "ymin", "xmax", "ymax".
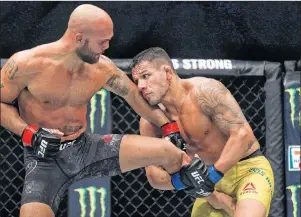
[
  {"xmin": 104, "ymin": 66, "xmax": 169, "ymax": 127},
  {"xmin": 127, "ymin": 89, "xmax": 169, "ymax": 127},
  {"xmin": 0, "ymin": 103, "xmax": 27, "ymax": 136},
  {"xmin": 207, "ymin": 191, "xmax": 236, "ymax": 216},
  {"xmin": 214, "ymin": 129, "xmax": 254, "ymax": 174}
]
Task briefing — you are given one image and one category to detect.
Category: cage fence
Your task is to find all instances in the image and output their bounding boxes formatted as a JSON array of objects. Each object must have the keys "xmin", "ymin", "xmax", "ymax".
[{"xmin": 1, "ymin": 75, "xmax": 266, "ymax": 217}]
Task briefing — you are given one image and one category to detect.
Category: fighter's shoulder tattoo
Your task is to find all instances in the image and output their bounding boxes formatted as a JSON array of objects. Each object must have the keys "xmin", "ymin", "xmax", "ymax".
[
  {"xmin": 106, "ymin": 71, "xmax": 130, "ymax": 97},
  {"xmin": 195, "ymin": 78, "xmax": 246, "ymax": 134},
  {"xmin": 3, "ymin": 59, "xmax": 19, "ymax": 80},
  {"xmin": 98, "ymin": 57, "xmax": 130, "ymax": 97}
]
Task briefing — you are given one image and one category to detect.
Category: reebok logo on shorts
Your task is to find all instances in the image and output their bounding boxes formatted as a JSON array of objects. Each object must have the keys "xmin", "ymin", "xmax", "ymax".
[
  {"xmin": 243, "ymin": 183, "xmax": 256, "ymax": 191},
  {"xmin": 240, "ymin": 182, "xmax": 258, "ymax": 195}
]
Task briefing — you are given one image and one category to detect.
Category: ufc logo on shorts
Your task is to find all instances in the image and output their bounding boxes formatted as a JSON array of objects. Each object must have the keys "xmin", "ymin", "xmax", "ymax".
[
  {"xmin": 59, "ymin": 140, "xmax": 76, "ymax": 151},
  {"xmin": 191, "ymin": 171, "xmax": 204, "ymax": 184},
  {"xmin": 38, "ymin": 140, "xmax": 48, "ymax": 158}
]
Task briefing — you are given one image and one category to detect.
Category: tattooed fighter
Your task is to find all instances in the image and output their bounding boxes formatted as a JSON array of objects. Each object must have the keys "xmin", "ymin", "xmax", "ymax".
[
  {"xmin": 131, "ymin": 47, "xmax": 275, "ymax": 217},
  {"xmin": 0, "ymin": 5, "xmax": 208, "ymax": 217}
]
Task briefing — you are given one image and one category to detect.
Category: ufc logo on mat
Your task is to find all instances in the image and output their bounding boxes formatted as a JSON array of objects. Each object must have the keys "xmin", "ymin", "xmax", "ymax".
[
  {"xmin": 38, "ymin": 140, "xmax": 48, "ymax": 157},
  {"xmin": 191, "ymin": 171, "xmax": 204, "ymax": 184}
]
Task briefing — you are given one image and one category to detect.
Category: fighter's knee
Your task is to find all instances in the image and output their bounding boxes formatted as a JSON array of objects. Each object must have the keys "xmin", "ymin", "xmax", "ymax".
[{"xmin": 20, "ymin": 202, "xmax": 54, "ymax": 217}]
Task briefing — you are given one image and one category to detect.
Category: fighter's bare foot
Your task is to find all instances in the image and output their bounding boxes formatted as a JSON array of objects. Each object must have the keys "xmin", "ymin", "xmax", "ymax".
[{"xmin": 207, "ymin": 191, "xmax": 236, "ymax": 216}]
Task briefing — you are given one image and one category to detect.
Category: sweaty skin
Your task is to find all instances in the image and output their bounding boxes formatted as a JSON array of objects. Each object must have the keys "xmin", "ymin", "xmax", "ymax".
[
  {"xmin": 0, "ymin": 5, "xmax": 169, "ymax": 142},
  {"xmin": 1, "ymin": 7, "xmax": 191, "ymax": 217},
  {"xmin": 16, "ymin": 49, "xmax": 112, "ymax": 140},
  {"xmin": 133, "ymin": 59, "xmax": 260, "ymax": 216},
  {"xmin": 135, "ymin": 78, "xmax": 259, "ymax": 166}
]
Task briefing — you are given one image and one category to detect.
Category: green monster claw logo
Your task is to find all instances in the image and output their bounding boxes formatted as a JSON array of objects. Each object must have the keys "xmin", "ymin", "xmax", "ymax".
[
  {"xmin": 285, "ymin": 87, "xmax": 300, "ymax": 128},
  {"xmin": 286, "ymin": 184, "xmax": 301, "ymax": 217},
  {"xmin": 74, "ymin": 186, "xmax": 107, "ymax": 217},
  {"xmin": 89, "ymin": 89, "xmax": 108, "ymax": 133}
]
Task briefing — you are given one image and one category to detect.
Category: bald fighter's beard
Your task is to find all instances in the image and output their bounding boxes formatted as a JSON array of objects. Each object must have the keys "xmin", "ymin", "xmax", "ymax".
[{"xmin": 76, "ymin": 39, "xmax": 99, "ymax": 64}]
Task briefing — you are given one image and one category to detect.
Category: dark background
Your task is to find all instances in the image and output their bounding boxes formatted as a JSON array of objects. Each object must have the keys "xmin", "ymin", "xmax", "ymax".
[
  {"xmin": 0, "ymin": 2, "xmax": 298, "ymax": 217},
  {"xmin": 0, "ymin": 1, "xmax": 300, "ymax": 61}
]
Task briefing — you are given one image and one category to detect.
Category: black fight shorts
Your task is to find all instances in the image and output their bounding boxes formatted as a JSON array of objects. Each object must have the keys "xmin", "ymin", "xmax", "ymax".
[{"xmin": 21, "ymin": 133, "xmax": 123, "ymax": 214}]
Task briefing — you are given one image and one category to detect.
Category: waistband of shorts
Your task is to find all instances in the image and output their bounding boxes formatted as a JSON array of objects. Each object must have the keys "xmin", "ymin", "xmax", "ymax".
[{"xmin": 239, "ymin": 149, "xmax": 263, "ymax": 162}]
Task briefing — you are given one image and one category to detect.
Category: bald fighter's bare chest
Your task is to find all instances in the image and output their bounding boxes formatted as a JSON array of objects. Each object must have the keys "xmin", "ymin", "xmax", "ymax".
[{"xmin": 27, "ymin": 69, "xmax": 104, "ymax": 106}]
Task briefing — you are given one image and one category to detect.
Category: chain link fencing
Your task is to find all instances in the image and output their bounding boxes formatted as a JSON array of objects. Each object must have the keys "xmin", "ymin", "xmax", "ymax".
[{"xmin": 1, "ymin": 76, "xmax": 266, "ymax": 217}]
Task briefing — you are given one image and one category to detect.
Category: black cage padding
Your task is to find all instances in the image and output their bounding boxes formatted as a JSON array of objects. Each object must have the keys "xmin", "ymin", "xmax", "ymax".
[
  {"xmin": 110, "ymin": 59, "xmax": 284, "ymax": 217},
  {"xmin": 0, "ymin": 59, "xmax": 284, "ymax": 217},
  {"xmin": 264, "ymin": 62, "xmax": 285, "ymax": 217}
]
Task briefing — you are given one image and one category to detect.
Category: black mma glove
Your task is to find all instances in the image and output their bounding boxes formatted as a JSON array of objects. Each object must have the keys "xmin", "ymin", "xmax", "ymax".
[
  {"xmin": 161, "ymin": 121, "xmax": 187, "ymax": 151},
  {"xmin": 171, "ymin": 157, "xmax": 224, "ymax": 198},
  {"xmin": 22, "ymin": 125, "xmax": 61, "ymax": 160}
]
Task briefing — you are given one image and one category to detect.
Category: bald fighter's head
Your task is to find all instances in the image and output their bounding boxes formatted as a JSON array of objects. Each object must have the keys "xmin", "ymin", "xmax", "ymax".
[{"xmin": 67, "ymin": 4, "xmax": 114, "ymax": 64}]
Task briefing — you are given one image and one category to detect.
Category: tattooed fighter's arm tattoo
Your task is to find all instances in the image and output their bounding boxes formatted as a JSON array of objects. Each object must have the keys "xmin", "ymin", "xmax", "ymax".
[
  {"xmin": 98, "ymin": 56, "xmax": 130, "ymax": 97},
  {"xmin": 104, "ymin": 67, "xmax": 169, "ymax": 126},
  {"xmin": 196, "ymin": 79, "xmax": 257, "ymax": 173},
  {"xmin": 4, "ymin": 59, "xmax": 19, "ymax": 80},
  {"xmin": 195, "ymin": 79, "xmax": 246, "ymax": 135},
  {"xmin": 0, "ymin": 53, "xmax": 33, "ymax": 136},
  {"xmin": 1, "ymin": 56, "xmax": 25, "ymax": 104},
  {"xmin": 105, "ymin": 73, "xmax": 130, "ymax": 97}
]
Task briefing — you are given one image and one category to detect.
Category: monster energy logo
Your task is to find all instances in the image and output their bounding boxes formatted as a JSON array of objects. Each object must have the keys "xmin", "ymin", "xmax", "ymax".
[
  {"xmin": 285, "ymin": 87, "xmax": 300, "ymax": 128},
  {"xmin": 89, "ymin": 89, "xmax": 108, "ymax": 133},
  {"xmin": 74, "ymin": 186, "xmax": 107, "ymax": 217},
  {"xmin": 286, "ymin": 184, "xmax": 301, "ymax": 217}
]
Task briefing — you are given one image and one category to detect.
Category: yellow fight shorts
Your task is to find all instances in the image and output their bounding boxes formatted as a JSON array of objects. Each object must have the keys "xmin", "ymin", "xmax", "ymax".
[{"xmin": 191, "ymin": 150, "xmax": 274, "ymax": 217}]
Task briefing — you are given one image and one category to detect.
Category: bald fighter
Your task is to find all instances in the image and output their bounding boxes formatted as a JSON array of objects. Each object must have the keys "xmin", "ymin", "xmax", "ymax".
[
  {"xmin": 0, "ymin": 5, "xmax": 202, "ymax": 217},
  {"xmin": 131, "ymin": 47, "xmax": 274, "ymax": 217}
]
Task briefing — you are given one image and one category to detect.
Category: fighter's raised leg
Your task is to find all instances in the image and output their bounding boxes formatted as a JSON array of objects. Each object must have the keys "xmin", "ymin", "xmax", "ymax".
[{"xmin": 119, "ymin": 134, "xmax": 188, "ymax": 174}]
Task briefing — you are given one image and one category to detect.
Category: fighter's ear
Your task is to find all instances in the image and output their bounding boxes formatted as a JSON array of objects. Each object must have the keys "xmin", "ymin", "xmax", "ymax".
[
  {"xmin": 75, "ymin": 32, "xmax": 84, "ymax": 45},
  {"xmin": 163, "ymin": 65, "xmax": 173, "ymax": 80}
]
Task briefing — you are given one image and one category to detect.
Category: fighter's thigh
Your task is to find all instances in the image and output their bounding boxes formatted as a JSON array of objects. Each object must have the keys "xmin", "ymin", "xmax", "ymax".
[
  {"xmin": 70, "ymin": 134, "xmax": 123, "ymax": 178},
  {"xmin": 235, "ymin": 174, "xmax": 273, "ymax": 217},
  {"xmin": 20, "ymin": 202, "xmax": 54, "ymax": 217},
  {"xmin": 192, "ymin": 198, "xmax": 231, "ymax": 217},
  {"xmin": 84, "ymin": 134, "xmax": 181, "ymax": 174},
  {"xmin": 119, "ymin": 134, "xmax": 179, "ymax": 173},
  {"xmin": 21, "ymin": 154, "xmax": 68, "ymax": 215}
]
